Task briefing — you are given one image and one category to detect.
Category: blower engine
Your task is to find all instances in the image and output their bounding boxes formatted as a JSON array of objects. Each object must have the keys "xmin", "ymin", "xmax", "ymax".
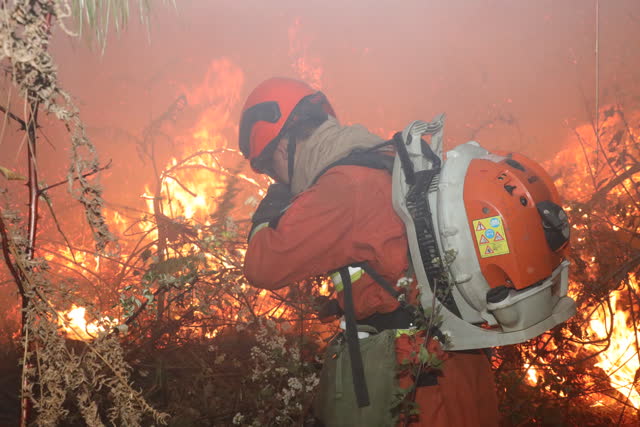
[{"xmin": 392, "ymin": 115, "xmax": 575, "ymax": 350}]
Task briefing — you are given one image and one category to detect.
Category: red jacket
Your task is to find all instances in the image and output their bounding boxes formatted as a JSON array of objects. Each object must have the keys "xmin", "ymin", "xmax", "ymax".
[
  {"xmin": 244, "ymin": 162, "xmax": 499, "ymax": 426},
  {"xmin": 244, "ymin": 164, "xmax": 407, "ymax": 319}
]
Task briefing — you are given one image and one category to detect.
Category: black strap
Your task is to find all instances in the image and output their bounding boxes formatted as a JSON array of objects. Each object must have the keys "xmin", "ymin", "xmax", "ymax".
[
  {"xmin": 368, "ymin": 138, "xmax": 396, "ymax": 152},
  {"xmin": 415, "ymin": 370, "xmax": 439, "ymax": 387},
  {"xmin": 358, "ymin": 306, "xmax": 415, "ymax": 331},
  {"xmin": 330, "ymin": 150, "xmax": 394, "ymax": 174},
  {"xmin": 393, "ymin": 131, "xmax": 416, "ymax": 186},
  {"xmin": 355, "ymin": 262, "xmax": 401, "ymax": 300},
  {"xmin": 310, "ymin": 149, "xmax": 395, "ymax": 187},
  {"xmin": 339, "ymin": 267, "xmax": 370, "ymax": 408},
  {"xmin": 420, "ymin": 136, "xmax": 442, "ymax": 169}
]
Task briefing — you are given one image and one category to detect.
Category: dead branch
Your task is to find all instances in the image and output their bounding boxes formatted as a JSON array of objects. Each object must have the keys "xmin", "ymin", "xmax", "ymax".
[
  {"xmin": 26, "ymin": 100, "xmax": 39, "ymax": 260},
  {"xmin": 0, "ymin": 211, "xmax": 26, "ymax": 298},
  {"xmin": 586, "ymin": 107, "xmax": 640, "ymax": 209},
  {"xmin": 161, "ymin": 174, "xmax": 197, "ymax": 197},
  {"xmin": 40, "ymin": 196, "xmax": 77, "ymax": 264},
  {"xmin": 0, "ymin": 104, "xmax": 27, "ymax": 130},
  {"xmin": 38, "ymin": 160, "xmax": 112, "ymax": 194},
  {"xmin": 570, "ymin": 126, "xmax": 599, "ymax": 192}
]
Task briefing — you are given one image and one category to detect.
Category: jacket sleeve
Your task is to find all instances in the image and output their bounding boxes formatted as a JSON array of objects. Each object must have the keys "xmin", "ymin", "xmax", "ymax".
[{"xmin": 243, "ymin": 170, "xmax": 357, "ymax": 289}]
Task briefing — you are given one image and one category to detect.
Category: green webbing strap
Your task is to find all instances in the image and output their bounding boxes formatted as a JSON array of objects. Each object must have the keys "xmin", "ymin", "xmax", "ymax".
[{"xmin": 339, "ymin": 267, "xmax": 370, "ymax": 408}]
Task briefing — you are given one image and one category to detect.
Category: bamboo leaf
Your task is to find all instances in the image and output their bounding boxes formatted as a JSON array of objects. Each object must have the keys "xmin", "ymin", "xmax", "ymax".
[{"xmin": 69, "ymin": 0, "xmax": 166, "ymax": 52}]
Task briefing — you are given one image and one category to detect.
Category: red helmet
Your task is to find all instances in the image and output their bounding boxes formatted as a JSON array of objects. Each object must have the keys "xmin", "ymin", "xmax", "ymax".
[{"xmin": 238, "ymin": 77, "xmax": 335, "ymax": 173}]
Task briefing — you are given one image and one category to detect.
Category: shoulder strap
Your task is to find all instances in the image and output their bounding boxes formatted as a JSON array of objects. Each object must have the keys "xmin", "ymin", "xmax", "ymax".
[
  {"xmin": 336, "ymin": 261, "xmax": 407, "ymax": 408},
  {"xmin": 339, "ymin": 267, "xmax": 370, "ymax": 407},
  {"xmin": 310, "ymin": 139, "xmax": 396, "ymax": 186},
  {"xmin": 355, "ymin": 261, "xmax": 401, "ymax": 300}
]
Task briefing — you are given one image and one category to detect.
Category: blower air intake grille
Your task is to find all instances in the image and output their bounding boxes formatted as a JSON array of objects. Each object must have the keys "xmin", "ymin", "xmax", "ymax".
[{"xmin": 406, "ymin": 169, "xmax": 460, "ymax": 317}]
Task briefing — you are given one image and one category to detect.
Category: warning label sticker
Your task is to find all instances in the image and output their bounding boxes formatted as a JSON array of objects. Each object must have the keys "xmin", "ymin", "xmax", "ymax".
[{"xmin": 472, "ymin": 216, "xmax": 510, "ymax": 258}]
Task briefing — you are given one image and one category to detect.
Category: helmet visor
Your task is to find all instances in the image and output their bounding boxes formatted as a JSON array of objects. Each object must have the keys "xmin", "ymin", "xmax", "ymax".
[
  {"xmin": 238, "ymin": 101, "xmax": 281, "ymax": 159},
  {"xmin": 250, "ymin": 139, "xmax": 281, "ymax": 178}
]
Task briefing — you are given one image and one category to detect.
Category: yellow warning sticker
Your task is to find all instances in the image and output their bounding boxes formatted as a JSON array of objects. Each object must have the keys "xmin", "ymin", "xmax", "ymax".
[{"xmin": 472, "ymin": 216, "xmax": 510, "ymax": 258}]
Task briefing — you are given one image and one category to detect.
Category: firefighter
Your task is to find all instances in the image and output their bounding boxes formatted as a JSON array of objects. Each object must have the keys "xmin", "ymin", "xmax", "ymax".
[{"xmin": 239, "ymin": 77, "xmax": 499, "ymax": 426}]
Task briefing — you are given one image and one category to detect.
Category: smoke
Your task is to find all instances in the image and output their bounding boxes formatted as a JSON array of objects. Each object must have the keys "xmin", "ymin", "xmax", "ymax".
[{"xmin": 45, "ymin": 0, "xmax": 639, "ymax": 164}]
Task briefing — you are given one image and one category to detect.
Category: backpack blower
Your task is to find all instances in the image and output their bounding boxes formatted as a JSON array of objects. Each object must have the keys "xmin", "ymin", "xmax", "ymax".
[{"xmin": 392, "ymin": 114, "xmax": 575, "ymax": 350}]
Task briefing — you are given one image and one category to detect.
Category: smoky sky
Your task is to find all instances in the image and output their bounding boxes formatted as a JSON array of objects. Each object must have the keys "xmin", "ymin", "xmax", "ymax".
[{"xmin": 4, "ymin": 0, "xmax": 640, "ymax": 211}]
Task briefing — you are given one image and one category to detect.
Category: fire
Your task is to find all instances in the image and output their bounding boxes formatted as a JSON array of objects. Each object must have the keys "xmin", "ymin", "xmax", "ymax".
[
  {"xmin": 15, "ymin": 57, "xmax": 272, "ymax": 346},
  {"xmin": 587, "ymin": 275, "xmax": 640, "ymax": 408},
  {"xmin": 288, "ymin": 17, "xmax": 324, "ymax": 89},
  {"xmin": 542, "ymin": 106, "xmax": 640, "ymax": 411},
  {"xmin": 524, "ymin": 362, "xmax": 539, "ymax": 386},
  {"xmin": 132, "ymin": 58, "xmax": 268, "ymax": 231},
  {"xmin": 0, "ymin": 49, "xmax": 339, "ymax": 351},
  {"xmin": 12, "ymin": 37, "xmax": 637, "ymax": 423},
  {"xmin": 58, "ymin": 305, "xmax": 118, "ymax": 341},
  {"xmin": 77, "ymin": 56, "xmax": 321, "ymax": 342}
]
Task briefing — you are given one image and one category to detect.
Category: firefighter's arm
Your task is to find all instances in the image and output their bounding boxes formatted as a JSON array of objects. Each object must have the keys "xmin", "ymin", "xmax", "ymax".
[
  {"xmin": 244, "ymin": 170, "xmax": 356, "ymax": 289},
  {"xmin": 248, "ymin": 183, "xmax": 293, "ymax": 240}
]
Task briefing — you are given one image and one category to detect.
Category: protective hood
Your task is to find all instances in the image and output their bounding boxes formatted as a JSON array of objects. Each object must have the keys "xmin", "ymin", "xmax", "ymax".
[{"xmin": 291, "ymin": 117, "xmax": 385, "ymax": 194}]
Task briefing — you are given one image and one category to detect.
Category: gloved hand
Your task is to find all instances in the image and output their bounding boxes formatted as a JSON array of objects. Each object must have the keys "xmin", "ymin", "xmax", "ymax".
[{"xmin": 251, "ymin": 183, "xmax": 293, "ymax": 227}]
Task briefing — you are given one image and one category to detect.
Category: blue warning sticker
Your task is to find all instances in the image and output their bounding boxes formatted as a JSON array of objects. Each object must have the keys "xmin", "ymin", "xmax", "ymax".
[{"xmin": 472, "ymin": 216, "xmax": 510, "ymax": 258}]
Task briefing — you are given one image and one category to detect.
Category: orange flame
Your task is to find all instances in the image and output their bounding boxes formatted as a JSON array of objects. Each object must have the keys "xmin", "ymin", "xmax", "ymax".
[
  {"xmin": 524, "ymin": 362, "xmax": 539, "ymax": 386},
  {"xmin": 587, "ymin": 275, "xmax": 640, "ymax": 408},
  {"xmin": 545, "ymin": 107, "xmax": 640, "ymax": 409},
  {"xmin": 288, "ymin": 17, "xmax": 324, "ymax": 89},
  {"xmin": 58, "ymin": 305, "xmax": 119, "ymax": 341}
]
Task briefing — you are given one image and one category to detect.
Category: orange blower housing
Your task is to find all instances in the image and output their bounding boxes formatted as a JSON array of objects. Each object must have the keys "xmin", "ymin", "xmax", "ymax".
[{"xmin": 463, "ymin": 153, "xmax": 568, "ymax": 291}]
